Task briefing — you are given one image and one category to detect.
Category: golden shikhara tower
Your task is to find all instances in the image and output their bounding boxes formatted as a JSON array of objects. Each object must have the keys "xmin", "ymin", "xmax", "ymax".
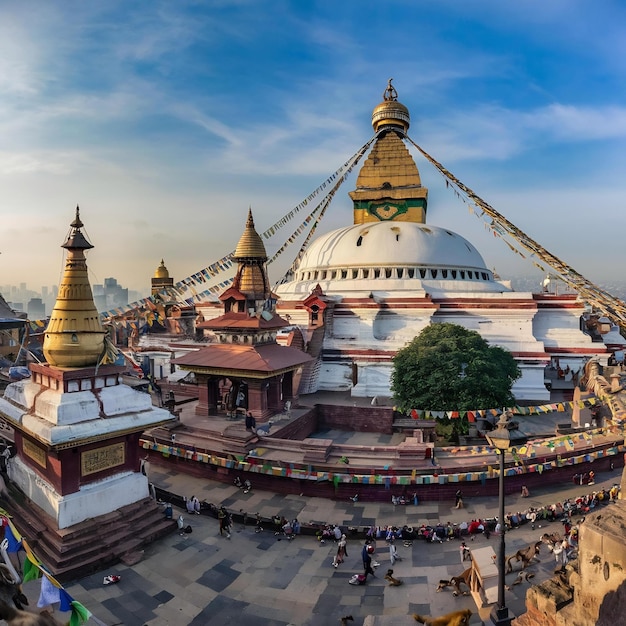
[
  {"xmin": 151, "ymin": 259, "xmax": 174, "ymax": 296},
  {"xmin": 43, "ymin": 207, "xmax": 106, "ymax": 367},
  {"xmin": 232, "ymin": 208, "xmax": 271, "ymax": 305},
  {"xmin": 349, "ymin": 78, "xmax": 428, "ymax": 225}
]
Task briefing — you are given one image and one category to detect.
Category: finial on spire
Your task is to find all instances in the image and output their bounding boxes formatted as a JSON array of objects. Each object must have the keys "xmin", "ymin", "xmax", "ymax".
[
  {"xmin": 383, "ymin": 78, "xmax": 398, "ymax": 102},
  {"xmin": 246, "ymin": 207, "xmax": 255, "ymax": 228},
  {"xmin": 71, "ymin": 204, "xmax": 84, "ymax": 229}
]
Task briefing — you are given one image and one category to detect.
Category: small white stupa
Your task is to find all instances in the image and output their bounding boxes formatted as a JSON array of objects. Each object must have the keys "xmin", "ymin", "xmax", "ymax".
[{"xmin": 0, "ymin": 207, "xmax": 175, "ymax": 577}]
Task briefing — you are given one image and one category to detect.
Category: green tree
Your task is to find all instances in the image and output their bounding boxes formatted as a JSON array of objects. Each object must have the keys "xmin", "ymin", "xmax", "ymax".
[{"xmin": 391, "ymin": 323, "xmax": 521, "ymax": 413}]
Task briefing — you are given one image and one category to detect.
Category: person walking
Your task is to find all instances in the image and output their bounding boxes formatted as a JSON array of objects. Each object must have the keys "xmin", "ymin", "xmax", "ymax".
[
  {"xmin": 455, "ymin": 490, "xmax": 464, "ymax": 509},
  {"xmin": 389, "ymin": 537, "xmax": 401, "ymax": 566},
  {"xmin": 333, "ymin": 534, "xmax": 348, "ymax": 568},
  {"xmin": 362, "ymin": 542, "xmax": 378, "ymax": 577},
  {"xmin": 218, "ymin": 506, "xmax": 231, "ymax": 538},
  {"xmin": 460, "ymin": 541, "xmax": 470, "ymax": 563}
]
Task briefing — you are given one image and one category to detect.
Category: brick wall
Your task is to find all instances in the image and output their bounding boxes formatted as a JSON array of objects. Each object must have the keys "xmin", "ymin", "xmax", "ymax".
[{"xmin": 317, "ymin": 404, "xmax": 394, "ymax": 434}]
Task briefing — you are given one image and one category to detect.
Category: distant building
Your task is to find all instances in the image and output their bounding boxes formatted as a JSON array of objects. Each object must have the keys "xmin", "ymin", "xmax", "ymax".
[
  {"xmin": 26, "ymin": 297, "xmax": 45, "ymax": 320},
  {"xmin": 93, "ymin": 277, "xmax": 129, "ymax": 312},
  {"xmin": 151, "ymin": 259, "xmax": 174, "ymax": 296}
]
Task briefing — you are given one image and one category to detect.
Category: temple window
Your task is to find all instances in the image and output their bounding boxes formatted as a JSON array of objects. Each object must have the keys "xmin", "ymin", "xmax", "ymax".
[
  {"xmin": 363, "ymin": 269, "xmax": 369, "ymax": 278},
  {"xmin": 419, "ymin": 269, "xmax": 426, "ymax": 278},
  {"xmin": 374, "ymin": 269, "xmax": 380, "ymax": 278},
  {"xmin": 397, "ymin": 268, "xmax": 403, "ymax": 278},
  {"xmin": 442, "ymin": 269, "xmax": 448, "ymax": 278},
  {"xmin": 311, "ymin": 304, "xmax": 320, "ymax": 325},
  {"xmin": 408, "ymin": 268, "xmax": 414, "ymax": 278},
  {"xmin": 385, "ymin": 269, "xmax": 392, "ymax": 278},
  {"xmin": 460, "ymin": 271, "xmax": 465, "ymax": 279},
  {"xmin": 341, "ymin": 270, "xmax": 347, "ymax": 279},
  {"xmin": 352, "ymin": 269, "xmax": 358, "ymax": 279},
  {"xmin": 451, "ymin": 270, "xmax": 457, "ymax": 278},
  {"xmin": 431, "ymin": 269, "xmax": 438, "ymax": 279}
]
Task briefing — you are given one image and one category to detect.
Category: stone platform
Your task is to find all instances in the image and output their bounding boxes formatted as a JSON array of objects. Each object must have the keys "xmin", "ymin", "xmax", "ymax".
[{"xmin": 3, "ymin": 485, "xmax": 176, "ymax": 581}]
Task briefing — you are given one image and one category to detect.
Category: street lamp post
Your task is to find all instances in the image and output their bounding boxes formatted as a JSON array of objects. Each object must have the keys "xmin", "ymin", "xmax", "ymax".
[{"xmin": 486, "ymin": 411, "xmax": 514, "ymax": 626}]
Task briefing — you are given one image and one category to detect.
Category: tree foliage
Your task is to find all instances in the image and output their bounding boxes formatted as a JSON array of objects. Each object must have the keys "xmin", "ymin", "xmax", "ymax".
[{"xmin": 391, "ymin": 323, "xmax": 521, "ymax": 413}]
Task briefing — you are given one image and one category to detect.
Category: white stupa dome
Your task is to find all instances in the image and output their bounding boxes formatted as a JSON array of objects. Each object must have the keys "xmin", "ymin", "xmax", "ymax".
[{"xmin": 275, "ymin": 221, "xmax": 510, "ymax": 298}]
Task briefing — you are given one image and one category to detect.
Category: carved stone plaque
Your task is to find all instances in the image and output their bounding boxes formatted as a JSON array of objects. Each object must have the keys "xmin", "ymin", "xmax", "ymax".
[
  {"xmin": 23, "ymin": 439, "xmax": 47, "ymax": 468},
  {"xmin": 81, "ymin": 443, "xmax": 125, "ymax": 476}
]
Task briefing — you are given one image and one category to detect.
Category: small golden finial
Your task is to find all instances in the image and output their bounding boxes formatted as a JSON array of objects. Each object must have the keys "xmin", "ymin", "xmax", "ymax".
[{"xmin": 383, "ymin": 78, "xmax": 398, "ymax": 102}]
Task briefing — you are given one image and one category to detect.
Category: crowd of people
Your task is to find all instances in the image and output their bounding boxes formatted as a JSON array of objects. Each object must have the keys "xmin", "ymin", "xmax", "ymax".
[
  {"xmin": 175, "ymin": 474, "xmax": 621, "ymax": 588},
  {"xmin": 312, "ymin": 480, "xmax": 621, "ymax": 584}
]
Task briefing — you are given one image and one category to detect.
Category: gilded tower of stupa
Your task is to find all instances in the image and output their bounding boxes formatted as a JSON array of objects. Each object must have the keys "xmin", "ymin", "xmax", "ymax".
[
  {"xmin": 349, "ymin": 78, "xmax": 428, "ymax": 225},
  {"xmin": 232, "ymin": 208, "xmax": 272, "ymax": 308},
  {"xmin": 151, "ymin": 259, "xmax": 174, "ymax": 296},
  {"xmin": 43, "ymin": 206, "xmax": 106, "ymax": 367}
]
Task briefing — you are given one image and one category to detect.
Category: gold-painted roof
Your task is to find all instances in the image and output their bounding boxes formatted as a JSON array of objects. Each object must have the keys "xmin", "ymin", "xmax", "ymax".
[
  {"xmin": 349, "ymin": 131, "xmax": 427, "ymax": 201},
  {"xmin": 154, "ymin": 259, "xmax": 170, "ymax": 279},
  {"xmin": 43, "ymin": 206, "xmax": 105, "ymax": 368},
  {"xmin": 234, "ymin": 208, "xmax": 267, "ymax": 259},
  {"xmin": 371, "ymin": 78, "xmax": 410, "ymax": 133}
]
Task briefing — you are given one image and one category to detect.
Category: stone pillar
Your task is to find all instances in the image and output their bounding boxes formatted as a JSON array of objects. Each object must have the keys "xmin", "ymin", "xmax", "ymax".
[
  {"xmin": 206, "ymin": 377, "xmax": 219, "ymax": 416},
  {"xmin": 195, "ymin": 373, "xmax": 210, "ymax": 416},
  {"xmin": 247, "ymin": 380, "xmax": 270, "ymax": 418},
  {"xmin": 267, "ymin": 377, "xmax": 281, "ymax": 412}
]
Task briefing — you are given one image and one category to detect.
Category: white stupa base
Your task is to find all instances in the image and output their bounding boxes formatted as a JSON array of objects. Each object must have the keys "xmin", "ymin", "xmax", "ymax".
[{"xmin": 8, "ymin": 456, "xmax": 150, "ymax": 529}]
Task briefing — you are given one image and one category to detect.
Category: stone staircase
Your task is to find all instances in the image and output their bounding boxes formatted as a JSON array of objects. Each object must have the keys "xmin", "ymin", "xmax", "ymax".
[
  {"xmin": 299, "ymin": 324, "xmax": 326, "ymax": 394},
  {"xmin": 4, "ymin": 487, "xmax": 176, "ymax": 582}
]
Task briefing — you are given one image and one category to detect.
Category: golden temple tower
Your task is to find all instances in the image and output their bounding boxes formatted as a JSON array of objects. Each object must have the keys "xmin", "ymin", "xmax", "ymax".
[
  {"xmin": 232, "ymin": 208, "xmax": 271, "ymax": 305},
  {"xmin": 43, "ymin": 207, "xmax": 106, "ymax": 367},
  {"xmin": 350, "ymin": 78, "xmax": 428, "ymax": 225},
  {"xmin": 151, "ymin": 259, "xmax": 174, "ymax": 296}
]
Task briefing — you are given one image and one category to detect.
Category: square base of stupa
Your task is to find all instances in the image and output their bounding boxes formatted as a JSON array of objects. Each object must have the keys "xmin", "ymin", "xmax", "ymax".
[
  {"xmin": 3, "ymin": 476, "xmax": 175, "ymax": 581},
  {"xmin": 9, "ymin": 456, "xmax": 151, "ymax": 529}
]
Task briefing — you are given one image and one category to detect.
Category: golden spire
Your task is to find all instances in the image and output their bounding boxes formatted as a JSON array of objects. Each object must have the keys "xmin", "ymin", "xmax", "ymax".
[
  {"xmin": 371, "ymin": 78, "xmax": 410, "ymax": 134},
  {"xmin": 43, "ymin": 206, "xmax": 106, "ymax": 367},
  {"xmin": 154, "ymin": 259, "xmax": 170, "ymax": 279},
  {"xmin": 350, "ymin": 81, "xmax": 427, "ymax": 224},
  {"xmin": 232, "ymin": 208, "xmax": 270, "ymax": 300},
  {"xmin": 234, "ymin": 207, "xmax": 267, "ymax": 259}
]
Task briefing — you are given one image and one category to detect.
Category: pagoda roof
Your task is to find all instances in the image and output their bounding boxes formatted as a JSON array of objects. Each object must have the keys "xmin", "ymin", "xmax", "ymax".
[
  {"xmin": 219, "ymin": 287, "xmax": 247, "ymax": 302},
  {"xmin": 198, "ymin": 311, "xmax": 289, "ymax": 331},
  {"xmin": 173, "ymin": 342, "xmax": 311, "ymax": 376}
]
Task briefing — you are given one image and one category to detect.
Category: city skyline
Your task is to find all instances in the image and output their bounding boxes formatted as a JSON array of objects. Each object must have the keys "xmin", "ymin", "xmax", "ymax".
[{"xmin": 2, "ymin": 2, "xmax": 626, "ymax": 294}]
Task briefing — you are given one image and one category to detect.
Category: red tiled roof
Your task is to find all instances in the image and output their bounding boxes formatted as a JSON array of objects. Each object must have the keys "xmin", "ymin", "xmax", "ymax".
[
  {"xmin": 173, "ymin": 342, "xmax": 311, "ymax": 374},
  {"xmin": 219, "ymin": 287, "xmax": 246, "ymax": 302},
  {"xmin": 197, "ymin": 311, "xmax": 288, "ymax": 331}
]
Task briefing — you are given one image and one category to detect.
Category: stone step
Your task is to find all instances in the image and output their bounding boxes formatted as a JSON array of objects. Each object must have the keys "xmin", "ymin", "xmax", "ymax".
[{"xmin": 3, "ymin": 492, "xmax": 176, "ymax": 581}]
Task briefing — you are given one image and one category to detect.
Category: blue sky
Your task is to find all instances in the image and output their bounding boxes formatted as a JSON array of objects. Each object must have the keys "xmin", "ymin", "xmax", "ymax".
[{"xmin": 2, "ymin": 1, "xmax": 626, "ymax": 295}]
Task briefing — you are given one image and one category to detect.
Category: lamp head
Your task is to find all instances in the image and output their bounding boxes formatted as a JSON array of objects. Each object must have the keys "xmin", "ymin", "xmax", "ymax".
[{"xmin": 486, "ymin": 410, "xmax": 515, "ymax": 450}]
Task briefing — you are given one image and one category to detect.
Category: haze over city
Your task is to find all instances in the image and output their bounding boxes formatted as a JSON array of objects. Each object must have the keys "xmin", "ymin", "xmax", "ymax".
[{"xmin": 2, "ymin": 1, "xmax": 626, "ymax": 297}]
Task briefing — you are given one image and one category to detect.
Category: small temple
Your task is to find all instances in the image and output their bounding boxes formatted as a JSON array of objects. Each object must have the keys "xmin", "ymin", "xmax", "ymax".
[{"xmin": 173, "ymin": 209, "xmax": 311, "ymax": 421}]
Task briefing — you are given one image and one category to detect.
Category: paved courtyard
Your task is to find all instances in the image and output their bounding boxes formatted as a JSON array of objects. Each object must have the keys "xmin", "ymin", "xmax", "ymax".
[{"xmin": 25, "ymin": 467, "xmax": 618, "ymax": 626}]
